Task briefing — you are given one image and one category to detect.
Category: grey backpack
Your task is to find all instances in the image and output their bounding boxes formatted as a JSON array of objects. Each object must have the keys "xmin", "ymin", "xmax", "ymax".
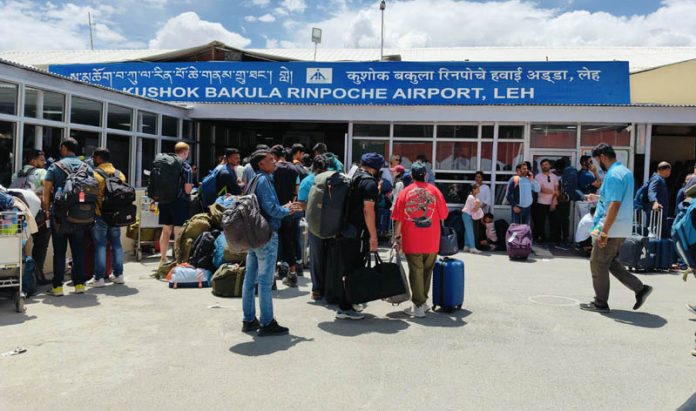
[{"xmin": 221, "ymin": 175, "xmax": 272, "ymax": 253}]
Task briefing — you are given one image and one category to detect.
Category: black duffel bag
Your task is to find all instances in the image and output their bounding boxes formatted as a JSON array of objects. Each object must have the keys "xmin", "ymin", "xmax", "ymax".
[{"xmin": 344, "ymin": 253, "xmax": 406, "ymax": 304}]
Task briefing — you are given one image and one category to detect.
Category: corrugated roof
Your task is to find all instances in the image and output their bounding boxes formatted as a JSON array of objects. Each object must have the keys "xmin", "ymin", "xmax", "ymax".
[{"xmin": 1, "ymin": 43, "xmax": 696, "ymax": 72}]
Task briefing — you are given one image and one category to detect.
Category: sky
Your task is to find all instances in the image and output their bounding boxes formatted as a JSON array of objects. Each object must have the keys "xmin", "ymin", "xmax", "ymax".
[{"xmin": 0, "ymin": 0, "xmax": 695, "ymax": 51}]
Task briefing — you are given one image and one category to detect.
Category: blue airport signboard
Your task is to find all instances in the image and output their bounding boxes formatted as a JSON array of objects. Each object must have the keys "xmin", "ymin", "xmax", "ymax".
[{"xmin": 49, "ymin": 61, "xmax": 630, "ymax": 105}]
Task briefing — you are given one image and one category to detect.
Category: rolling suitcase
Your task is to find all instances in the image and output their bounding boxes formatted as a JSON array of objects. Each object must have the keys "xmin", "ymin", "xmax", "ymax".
[
  {"xmin": 432, "ymin": 257, "xmax": 464, "ymax": 313},
  {"xmin": 506, "ymin": 224, "xmax": 532, "ymax": 260},
  {"xmin": 647, "ymin": 209, "xmax": 674, "ymax": 271}
]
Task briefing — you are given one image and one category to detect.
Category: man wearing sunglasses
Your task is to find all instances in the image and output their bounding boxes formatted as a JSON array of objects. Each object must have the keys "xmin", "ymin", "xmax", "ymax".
[{"xmin": 533, "ymin": 159, "xmax": 560, "ymax": 243}]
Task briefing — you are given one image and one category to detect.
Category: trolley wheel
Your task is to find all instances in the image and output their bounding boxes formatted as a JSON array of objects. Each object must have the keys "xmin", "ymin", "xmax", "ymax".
[
  {"xmin": 136, "ymin": 248, "xmax": 143, "ymax": 262},
  {"xmin": 13, "ymin": 292, "xmax": 25, "ymax": 313},
  {"xmin": 456, "ymin": 305, "xmax": 462, "ymax": 310}
]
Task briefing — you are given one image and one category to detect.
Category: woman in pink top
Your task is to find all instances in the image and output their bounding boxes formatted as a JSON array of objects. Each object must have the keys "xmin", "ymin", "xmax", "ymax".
[{"xmin": 462, "ymin": 184, "xmax": 485, "ymax": 254}]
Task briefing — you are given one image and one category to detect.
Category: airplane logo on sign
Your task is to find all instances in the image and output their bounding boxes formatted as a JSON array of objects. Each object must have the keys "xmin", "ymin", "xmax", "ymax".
[{"xmin": 307, "ymin": 68, "xmax": 333, "ymax": 84}]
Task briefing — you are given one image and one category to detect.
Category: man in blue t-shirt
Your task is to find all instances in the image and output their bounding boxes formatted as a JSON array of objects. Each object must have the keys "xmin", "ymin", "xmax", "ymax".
[
  {"xmin": 578, "ymin": 155, "xmax": 602, "ymax": 195},
  {"xmin": 42, "ymin": 137, "xmax": 93, "ymax": 297},
  {"xmin": 297, "ymin": 155, "xmax": 328, "ymax": 301},
  {"xmin": 580, "ymin": 143, "xmax": 653, "ymax": 313}
]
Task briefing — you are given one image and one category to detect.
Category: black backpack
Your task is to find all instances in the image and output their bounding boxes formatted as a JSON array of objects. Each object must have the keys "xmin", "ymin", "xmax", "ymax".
[
  {"xmin": 189, "ymin": 230, "xmax": 221, "ymax": 271},
  {"xmin": 148, "ymin": 153, "xmax": 183, "ymax": 204},
  {"xmin": 52, "ymin": 161, "xmax": 98, "ymax": 230},
  {"xmin": 95, "ymin": 169, "xmax": 137, "ymax": 227}
]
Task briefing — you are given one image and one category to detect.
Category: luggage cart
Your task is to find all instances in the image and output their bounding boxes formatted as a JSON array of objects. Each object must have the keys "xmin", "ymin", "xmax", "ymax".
[
  {"xmin": 0, "ymin": 211, "xmax": 26, "ymax": 313},
  {"xmin": 135, "ymin": 196, "xmax": 164, "ymax": 262}
]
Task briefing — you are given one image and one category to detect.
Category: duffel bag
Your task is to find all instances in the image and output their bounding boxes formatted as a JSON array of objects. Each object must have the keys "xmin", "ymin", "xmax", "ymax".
[
  {"xmin": 165, "ymin": 263, "xmax": 212, "ymax": 289},
  {"xmin": 344, "ymin": 252, "xmax": 407, "ymax": 304},
  {"xmin": 211, "ymin": 263, "xmax": 245, "ymax": 298},
  {"xmin": 383, "ymin": 248, "xmax": 410, "ymax": 305},
  {"xmin": 213, "ymin": 234, "xmax": 247, "ymax": 269}
]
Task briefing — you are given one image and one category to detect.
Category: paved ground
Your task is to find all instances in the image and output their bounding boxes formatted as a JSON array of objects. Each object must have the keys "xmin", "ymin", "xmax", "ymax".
[{"xmin": 1, "ymin": 247, "xmax": 696, "ymax": 411}]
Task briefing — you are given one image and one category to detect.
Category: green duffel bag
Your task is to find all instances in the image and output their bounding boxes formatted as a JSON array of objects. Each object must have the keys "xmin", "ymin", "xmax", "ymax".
[
  {"xmin": 211, "ymin": 263, "xmax": 245, "ymax": 298},
  {"xmin": 175, "ymin": 213, "xmax": 212, "ymax": 263}
]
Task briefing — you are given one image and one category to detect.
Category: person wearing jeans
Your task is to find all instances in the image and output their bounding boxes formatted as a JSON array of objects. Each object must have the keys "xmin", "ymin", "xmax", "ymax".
[
  {"xmin": 88, "ymin": 148, "xmax": 125, "ymax": 287},
  {"xmin": 240, "ymin": 149, "xmax": 299, "ymax": 337},
  {"xmin": 580, "ymin": 143, "xmax": 653, "ymax": 313},
  {"xmin": 507, "ymin": 162, "xmax": 540, "ymax": 226},
  {"xmin": 462, "ymin": 184, "xmax": 484, "ymax": 254}
]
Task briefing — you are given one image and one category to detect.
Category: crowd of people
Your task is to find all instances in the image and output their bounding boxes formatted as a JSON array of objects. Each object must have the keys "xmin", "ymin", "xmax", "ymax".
[{"xmin": 5, "ymin": 137, "xmax": 696, "ymax": 355}]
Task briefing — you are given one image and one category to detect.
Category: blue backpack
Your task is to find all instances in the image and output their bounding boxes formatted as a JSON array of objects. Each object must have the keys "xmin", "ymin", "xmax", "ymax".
[
  {"xmin": 672, "ymin": 199, "xmax": 696, "ymax": 269},
  {"xmin": 199, "ymin": 166, "xmax": 224, "ymax": 209},
  {"xmin": 633, "ymin": 182, "xmax": 650, "ymax": 210}
]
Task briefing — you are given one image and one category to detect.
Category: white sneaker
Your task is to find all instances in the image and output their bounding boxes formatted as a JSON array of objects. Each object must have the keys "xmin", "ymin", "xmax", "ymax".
[
  {"xmin": 404, "ymin": 303, "xmax": 426, "ymax": 318},
  {"xmin": 421, "ymin": 303, "xmax": 431, "ymax": 313},
  {"xmin": 87, "ymin": 278, "xmax": 106, "ymax": 288},
  {"xmin": 110, "ymin": 275, "xmax": 125, "ymax": 285},
  {"xmin": 470, "ymin": 248, "xmax": 482, "ymax": 254},
  {"xmin": 352, "ymin": 303, "xmax": 367, "ymax": 312},
  {"xmin": 462, "ymin": 246, "xmax": 470, "ymax": 252}
]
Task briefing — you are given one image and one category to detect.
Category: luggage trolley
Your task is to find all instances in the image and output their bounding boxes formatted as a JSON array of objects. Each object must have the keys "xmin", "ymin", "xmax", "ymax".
[
  {"xmin": 0, "ymin": 211, "xmax": 26, "ymax": 313},
  {"xmin": 135, "ymin": 196, "xmax": 164, "ymax": 262}
]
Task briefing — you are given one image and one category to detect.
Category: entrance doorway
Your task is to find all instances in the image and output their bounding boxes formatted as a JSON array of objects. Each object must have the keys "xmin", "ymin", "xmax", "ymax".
[
  {"xmin": 650, "ymin": 125, "xmax": 696, "ymax": 216},
  {"xmin": 530, "ymin": 151, "xmax": 577, "ymax": 176}
]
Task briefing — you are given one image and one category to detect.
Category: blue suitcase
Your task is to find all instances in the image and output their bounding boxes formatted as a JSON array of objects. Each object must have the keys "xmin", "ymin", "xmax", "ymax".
[
  {"xmin": 649, "ymin": 238, "xmax": 674, "ymax": 271},
  {"xmin": 432, "ymin": 257, "xmax": 465, "ymax": 313}
]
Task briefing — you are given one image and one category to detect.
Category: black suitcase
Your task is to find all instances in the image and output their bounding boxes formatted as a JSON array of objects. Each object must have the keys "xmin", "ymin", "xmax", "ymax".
[
  {"xmin": 619, "ymin": 236, "xmax": 652, "ymax": 270},
  {"xmin": 494, "ymin": 219, "xmax": 510, "ymax": 251},
  {"xmin": 323, "ymin": 237, "xmax": 346, "ymax": 305},
  {"xmin": 444, "ymin": 209, "xmax": 465, "ymax": 249}
]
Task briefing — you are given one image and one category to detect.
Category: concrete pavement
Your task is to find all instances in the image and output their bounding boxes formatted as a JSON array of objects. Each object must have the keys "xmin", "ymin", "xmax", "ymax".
[{"xmin": 1, "ymin": 249, "xmax": 695, "ymax": 410}]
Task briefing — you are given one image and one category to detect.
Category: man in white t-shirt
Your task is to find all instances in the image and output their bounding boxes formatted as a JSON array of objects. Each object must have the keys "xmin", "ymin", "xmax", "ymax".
[
  {"xmin": 474, "ymin": 171, "xmax": 492, "ymax": 215},
  {"xmin": 533, "ymin": 159, "xmax": 559, "ymax": 243}
]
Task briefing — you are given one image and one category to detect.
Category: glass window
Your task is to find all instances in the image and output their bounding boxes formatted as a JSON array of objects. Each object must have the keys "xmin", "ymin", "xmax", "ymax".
[
  {"xmin": 495, "ymin": 183, "xmax": 511, "ymax": 205},
  {"xmin": 161, "ymin": 139, "xmax": 177, "ymax": 154},
  {"xmin": 581, "ymin": 124, "xmax": 631, "ymax": 147},
  {"xmin": 436, "ymin": 141, "xmax": 477, "ymax": 171},
  {"xmin": 107, "ymin": 104, "xmax": 133, "ymax": 131},
  {"xmin": 22, "ymin": 124, "xmax": 63, "ymax": 164},
  {"xmin": 24, "ymin": 87, "xmax": 65, "ymax": 121},
  {"xmin": 393, "ymin": 124, "xmax": 433, "ymax": 138},
  {"xmin": 162, "ymin": 116, "xmax": 179, "ymax": 137},
  {"xmin": 353, "ymin": 123, "xmax": 389, "ymax": 137},
  {"xmin": 106, "ymin": 134, "xmax": 131, "ymax": 173},
  {"xmin": 437, "ymin": 125, "xmax": 477, "ymax": 139},
  {"xmin": 352, "ymin": 139, "xmax": 387, "ymax": 165},
  {"xmin": 70, "ymin": 96, "xmax": 102, "ymax": 127},
  {"xmin": 498, "ymin": 125, "xmax": 524, "ymax": 139},
  {"xmin": 392, "ymin": 141, "xmax": 433, "ymax": 169},
  {"xmin": 137, "ymin": 137, "xmax": 156, "ymax": 187},
  {"xmin": 479, "ymin": 142, "xmax": 494, "ymax": 172},
  {"xmin": 138, "ymin": 111, "xmax": 158, "ymax": 135},
  {"xmin": 0, "ymin": 121, "xmax": 15, "ymax": 187},
  {"xmin": 0, "ymin": 81, "xmax": 17, "ymax": 115},
  {"xmin": 496, "ymin": 142, "xmax": 524, "ymax": 172},
  {"xmin": 481, "ymin": 125, "xmax": 494, "ymax": 139},
  {"xmin": 183, "ymin": 120, "xmax": 195, "ymax": 139},
  {"xmin": 69, "ymin": 129, "xmax": 100, "ymax": 159},
  {"xmin": 531, "ymin": 124, "xmax": 577, "ymax": 149},
  {"xmin": 436, "ymin": 182, "xmax": 471, "ymax": 204}
]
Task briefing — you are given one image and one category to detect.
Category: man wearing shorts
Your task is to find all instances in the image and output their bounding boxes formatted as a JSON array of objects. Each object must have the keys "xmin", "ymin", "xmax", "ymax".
[{"xmin": 159, "ymin": 142, "xmax": 193, "ymax": 265}]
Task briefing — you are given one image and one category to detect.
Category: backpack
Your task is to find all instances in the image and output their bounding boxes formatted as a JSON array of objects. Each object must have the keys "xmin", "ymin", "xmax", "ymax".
[
  {"xmin": 188, "ymin": 230, "xmax": 220, "ymax": 271},
  {"xmin": 401, "ymin": 172, "xmax": 413, "ymax": 188},
  {"xmin": 199, "ymin": 166, "xmax": 224, "ymax": 209},
  {"xmin": 148, "ymin": 153, "xmax": 183, "ymax": 204},
  {"xmin": 560, "ymin": 167, "xmax": 580, "ymax": 202},
  {"xmin": 306, "ymin": 171, "xmax": 351, "ymax": 239},
  {"xmin": 213, "ymin": 233, "xmax": 247, "ymax": 269},
  {"xmin": 175, "ymin": 213, "xmax": 213, "ymax": 263},
  {"xmin": 221, "ymin": 175, "xmax": 272, "ymax": 253},
  {"xmin": 52, "ymin": 161, "xmax": 98, "ymax": 229},
  {"xmin": 634, "ymin": 182, "xmax": 650, "ymax": 210},
  {"xmin": 95, "ymin": 169, "xmax": 136, "ymax": 227},
  {"xmin": 672, "ymin": 199, "xmax": 696, "ymax": 269},
  {"xmin": 9, "ymin": 166, "xmax": 37, "ymax": 190},
  {"xmin": 211, "ymin": 263, "xmax": 245, "ymax": 298}
]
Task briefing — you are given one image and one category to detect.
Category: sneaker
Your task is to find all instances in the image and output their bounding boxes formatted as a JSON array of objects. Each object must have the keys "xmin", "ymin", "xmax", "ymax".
[
  {"xmin": 579, "ymin": 302, "xmax": 610, "ymax": 313},
  {"xmin": 633, "ymin": 285, "xmax": 653, "ymax": 310},
  {"xmin": 352, "ymin": 303, "xmax": 367, "ymax": 312},
  {"xmin": 47, "ymin": 286, "xmax": 64, "ymax": 297},
  {"xmin": 462, "ymin": 246, "xmax": 470, "ymax": 252},
  {"xmin": 282, "ymin": 273, "xmax": 298, "ymax": 287},
  {"xmin": 276, "ymin": 262, "xmax": 289, "ymax": 279},
  {"xmin": 419, "ymin": 304, "xmax": 430, "ymax": 314},
  {"xmin": 404, "ymin": 304, "xmax": 426, "ymax": 318},
  {"xmin": 469, "ymin": 248, "xmax": 482, "ymax": 254},
  {"xmin": 110, "ymin": 275, "xmax": 125, "ymax": 285},
  {"xmin": 310, "ymin": 291, "xmax": 323, "ymax": 301},
  {"xmin": 691, "ymin": 348, "xmax": 696, "ymax": 357},
  {"xmin": 241, "ymin": 318, "xmax": 261, "ymax": 333},
  {"xmin": 686, "ymin": 304, "xmax": 696, "ymax": 315},
  {"xmin": 74, "ymin": 284, "xmax": 86, "ymax": 294},
  {"xmin": 336, "ymin": 309, "xmax": 365, "ymax": 320},
  {"xmin": 257, "ymin": 320, "xmax": 289, "ymax": 337},
  {"xmin": 87, "ymin": 278, "xmax": 106, "ymax": 288}
]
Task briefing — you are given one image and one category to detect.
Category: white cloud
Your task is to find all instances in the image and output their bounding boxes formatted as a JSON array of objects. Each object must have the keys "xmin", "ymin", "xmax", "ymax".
[
  {"xmin": 281, "ymin": 0, "xmax": 696, "ymax": 48},
  {"xmin": 244, "ymin": 15, "xmax": 257, "ymax": 22},
  {"xmin": 280, "ymin": 0, "xmax": 306, "ymax": 13},
  {"xmin": 251, "ymin": 0, "xmax": 271, "ymax": 5},
  {"xmin": 0, "ymin": 1, "xmax": 135, "ymax": 50},
  {"xmin": 148, "ymin": 12, "xmax": 251, "ymax": 49},
  {"xmin": 258, "ymin": 13, "xmax": 276, "ymax": 22}
]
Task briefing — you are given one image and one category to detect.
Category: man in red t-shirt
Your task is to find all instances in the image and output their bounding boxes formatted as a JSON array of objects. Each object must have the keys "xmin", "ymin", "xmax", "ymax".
[{"xmin": 392, "ymin": 162, "xmax": 449, "ymax": 318}]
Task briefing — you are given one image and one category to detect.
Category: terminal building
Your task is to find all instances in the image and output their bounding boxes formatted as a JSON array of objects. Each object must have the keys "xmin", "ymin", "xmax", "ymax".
[{"xmin": 1, "ymin": 41, "xmax": 696, "ymax": 216}]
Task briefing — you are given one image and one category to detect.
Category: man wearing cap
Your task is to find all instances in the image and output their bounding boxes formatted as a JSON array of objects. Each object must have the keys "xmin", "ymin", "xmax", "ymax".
[
  {"xmin": 334, "ymin": 152, "xmax": 383, "ymax": 320},
  {"xmin": 645, "ymin": 161, "xmax": 671, "ymax": 237},
  {"xmin": 393, "ymin": 162, "xmax": 449, "ymax": 317}
]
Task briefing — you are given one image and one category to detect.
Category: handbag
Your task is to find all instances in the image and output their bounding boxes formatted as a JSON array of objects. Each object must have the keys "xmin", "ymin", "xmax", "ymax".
[
  {"xmin": 344, "ymin": 252, "xmax": 407, "ymax": 304},
  {"xmin": 384, "ymin": 247, "xmax": 411, "ymax": 305},
  {"xmin": 439, "ymin": 225, "xmax": 460, "ymax": 256}
]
